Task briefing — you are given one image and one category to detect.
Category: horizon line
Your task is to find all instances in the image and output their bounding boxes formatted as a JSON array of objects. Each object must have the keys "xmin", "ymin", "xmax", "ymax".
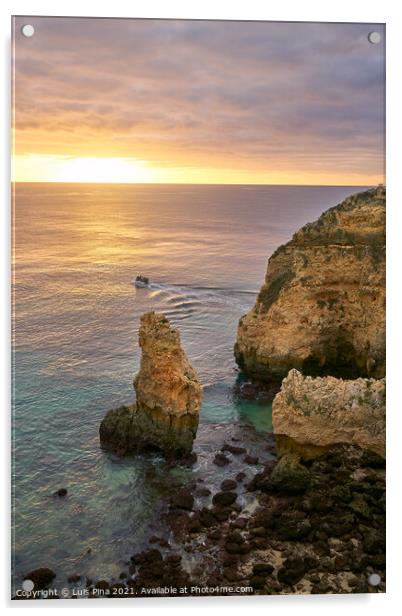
[{"xmin": 12, "ymin": 180, "xmax": 376, "ymax": 188}]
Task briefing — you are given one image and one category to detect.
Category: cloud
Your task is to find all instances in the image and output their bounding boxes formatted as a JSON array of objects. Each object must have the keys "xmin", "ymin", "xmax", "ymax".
[{"xmin": 13, "ymin": 17, "xmax": 385, "ymax": 181}]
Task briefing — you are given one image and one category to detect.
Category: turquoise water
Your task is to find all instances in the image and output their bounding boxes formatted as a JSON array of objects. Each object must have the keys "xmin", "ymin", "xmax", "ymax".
[{"xmin": 12, "ymin": 182, "xmax": 368, "ymax": 590}]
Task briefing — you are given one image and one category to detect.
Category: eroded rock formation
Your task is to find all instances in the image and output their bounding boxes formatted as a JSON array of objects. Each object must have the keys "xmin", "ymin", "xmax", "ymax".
[
  {"xmin": 235, "ymin": 187, "xmax": 385, "ymax": 382},
  {"xmin": 272, "ymin": 369, "xmax": 385, "ymax": 459},
  {"xmin": 100, "ymin": 312, "xmax": 202, "ymax": 457}
]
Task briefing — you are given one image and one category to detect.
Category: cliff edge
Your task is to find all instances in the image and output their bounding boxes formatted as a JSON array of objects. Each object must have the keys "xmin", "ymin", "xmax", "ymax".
[{"xmin": 235, "ymin": 187, "xmax": 385, "ymax": 382}]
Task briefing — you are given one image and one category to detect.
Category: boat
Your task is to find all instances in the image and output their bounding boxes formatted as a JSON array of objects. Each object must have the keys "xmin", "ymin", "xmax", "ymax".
[{"xmin": 134, "ymin": 275, "xmax": 150, "ymax": 288}]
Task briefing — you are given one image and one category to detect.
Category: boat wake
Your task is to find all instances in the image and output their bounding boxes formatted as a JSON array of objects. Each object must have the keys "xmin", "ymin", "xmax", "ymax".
[
  {"xmin": 131, "ymin": 278, "xmax": 257, "ymax": 385},
  {"xmin": 131, "ymin": 279, "xmax": 255, "ymax": 321}
]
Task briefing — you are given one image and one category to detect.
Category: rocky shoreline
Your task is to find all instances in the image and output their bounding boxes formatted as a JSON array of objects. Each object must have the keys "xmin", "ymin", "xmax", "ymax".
[
  {"xmin": 16, "ymin": 188, "xmax": 386, "ymax": 599},
  {"xmin": 19, "ymin": 427, "xmax": 385, "ymax": 598}
]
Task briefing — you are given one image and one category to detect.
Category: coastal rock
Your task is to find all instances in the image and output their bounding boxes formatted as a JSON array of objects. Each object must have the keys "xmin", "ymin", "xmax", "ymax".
[
  {"xmin": 277, "ymin": 558, "xmax": 308, "ymax": 586},
  {"xmin": 272, "ymin": 369, "xmax": 385, "ymax": 459},
  {"xmin": 213, "ymin": 453, "xmax": 230, "ymax": 466},
  {"xmin": 268, "ymin": 452, "xmax": 311, "ymax": 493},
  {"xmin": 23, "ymin": 567, "xmax": 56, "ymax": 590},
  {"xmin": 212, "ymin": 491, "xmax": 237, "ymax": 507},
  {"xmin": 235, "ymin": 187, "xmax": 385, "ymax": 382},
  {"xmin": 100, "ymin": 312, "xmax": 202, "ymax": 457},
  {"xmin": 170, "ymin": 489, "xmax": 194, "ymax": 511},
  {"xmin": 54, "ymin": 488, "xmax": 67, "ymax": 497}
]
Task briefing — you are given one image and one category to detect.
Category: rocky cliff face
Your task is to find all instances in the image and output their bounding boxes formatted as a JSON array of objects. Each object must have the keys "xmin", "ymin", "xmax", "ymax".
[
  {"xmin": 272, "ymin": 369, "xmax": 385, "ymax": 459},
  {"xmin": 235, "ymin": 187, "xmax": 385, "ymax": 382},
  {"xmin": 100, "ymin": 312, "xmax": 203, "ymax": 458}
]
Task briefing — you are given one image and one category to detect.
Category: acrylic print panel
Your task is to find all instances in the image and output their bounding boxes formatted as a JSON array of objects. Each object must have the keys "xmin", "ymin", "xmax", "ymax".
[{"xmin": 11, "ymin": 16, "xmax": 385, "ymax": 600}]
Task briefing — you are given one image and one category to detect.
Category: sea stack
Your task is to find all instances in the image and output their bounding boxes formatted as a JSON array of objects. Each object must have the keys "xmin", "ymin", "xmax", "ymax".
[
  {"xmin": 100, "ymin": 312, "xmax": 203, "ymax": 458},
  {"xmin": 234, "ymin": 187, "xmax": 385, "ymax": 382},
  {"xmin": 272, "ymin": 369, "xmax": 386, "ymax": 459}
]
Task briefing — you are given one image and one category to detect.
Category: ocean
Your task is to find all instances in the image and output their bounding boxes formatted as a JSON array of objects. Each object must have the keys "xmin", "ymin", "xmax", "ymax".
[{"xmin": 11, "ymin": 182, "xmax": 369, "ymax": 590}]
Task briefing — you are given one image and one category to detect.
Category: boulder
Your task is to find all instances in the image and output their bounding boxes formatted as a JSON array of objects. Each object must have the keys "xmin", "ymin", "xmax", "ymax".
[
  {"xmin": 23, "ymin": 568, "xmax": 56, "ymax": 590},
  {"xmin": 212, "ymin": 491, "xmax": 237, "ymax": 507},
  {"xmin": 273, "ymin": 369, "xmax": 385, "ymax": 459},
  {"xmin": 235, "ymin": 187, "xmax": 385, "ymax": 382},
  {"xmin": 268, "ymin": 452, "xmax": 311, "ymax": 493},
  {"xmin": 100, "ymin": 312, "xmax": 202, "ymax": 458}
]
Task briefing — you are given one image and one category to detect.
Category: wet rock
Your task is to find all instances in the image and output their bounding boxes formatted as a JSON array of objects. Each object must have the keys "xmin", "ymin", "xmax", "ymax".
[
  {"xmin": 199, "ymin": 508, "xmax": 216, "ymax": 528},
  {"xmin": 360, "ymin": 450, "xmax": 386, "ymax": 469},
  {"xmin": 165, "ymin": 553, "xmax": 181, "ymax": 567},
  {"xmin": 244, "ymin": 455, "xmax": 259, "ymax": 465},
  {"xmin": 235, "ymin": 472, "xmax": 246, "ymax": 482},
  {"xmin": 252, "ymin": 563, "xmax": 274, "ymax": 575},
  {"xmin": 195, "ymin": 487, "xmax": 211, "ymax": 497},
  {"xmin": 314, "ymin": 541, "xmax": 331, "ymax": 556},
  {"xmin": 363, "ymin": 528, "xmax": 385, "ymax": 554},
  {"xmin": 226, "ymin": 530, "xmax": 244, "ymax": 544},
  {"xmin": 212, "ymin": 491, "xmax": 237, "ymax": 507},
  {"xmin": 170, "ymin": 489, "xmax": 194, "ymax": 511},
  {"xmin": 54, "ymin": 488, "xmax": 67, "ymax": 497},
  {"xmin": 349, "ymin": 495, "xmax": 372, "ymax": 519},
  {"xmin": 67, "ymin": 573, "xmax": 81, "ymax": 584},
  {"xmin": 24, "ymin": 568, "xmax": 56, "ymax": 590},
  {"xmin": 249, "ymin": 527, "xmax": 266, "ymax": 537},
  {"xmin": 166, "ymin": 510, "xmax": 189, "ymax": 539},
  {"xmin": 187, "ymin": 515, "xmax": 202, "ymax": 534},
  {"xmin": 131, "ymin": 548, "xmax": 163, "ymax": 566},
  {"xmin": 220, "ymin": 479, "xmax": 237, "ymax": 491},
  {"xmin": 233, "ymin": 380, "xmax": 280, "ymax": 402},
  {"xmin": 212, "ymin": 507, "xmax": 231, "ymax": 522},
  {"xmin": 213, "ymin": 453, "xmax": 231, "ymax": 467},
  {"xmin": 225, "ymin": 542, "xmax": 250, "ymax": 555},
  {"xmin": 173, "ymin": 452, "xmax": 198, "ymax": 466},
  {"xmin": 311, "ymin": 581, "xmax": 333, "ymax": 594},
  {"xmin": 249, "ymin": 575, "xmax": 267, "ymax": 589},
  {"xmin": 222, "ymin": 443, "xmax": 247, "ymax": 455},
  {"xmin": 246, "ymin": 469, "xmax": 273, "ymax": 492},
  {"xmin": 266, "ymin": 440, "xmax": 277, "ymax": 454},
  {"xmin": 277, "ymin": 558, "xmax": 307, "ymax": 585},
  {"xmin": 331, "ymin": 484, "xmax": 353, "ymax": 503},
  {"xmin": 233, "ymin": 517, "xmax": 247, "ymax": 529},
  {"xmin": 207, "ymin": 529, "xmax": 221, "ymax": 541},
  {"xmin": 323, "ymin": 512, "xmax": 355, "ymax": 537},
  {"xmin": 276, "ymin": 516, "xmax": 311, "ymax": 541},
  {"xmin": 223, "ymin": 568, "xmax": 240, "ymax": 582},
  {"xmin": 268, "ymin": 453, "xmax": 311, "ymax": 494}
]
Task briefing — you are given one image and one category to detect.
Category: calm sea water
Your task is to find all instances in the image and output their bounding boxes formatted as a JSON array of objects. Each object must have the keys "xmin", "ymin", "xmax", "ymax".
[{"xmin": 12, "ymin": 182, "xmax": 368, "ymax": 590}]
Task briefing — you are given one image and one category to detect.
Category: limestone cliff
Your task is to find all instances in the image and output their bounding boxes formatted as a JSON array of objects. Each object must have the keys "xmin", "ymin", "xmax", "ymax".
[
  {"xmin": 100, "ymin": 312, "xmax": 203, "ymax": 457},
  {"xmin": 235, "ymin": 187, "xmax": 385, "ymax": 382},
  {"xmin": 272, "ymin": 369, "xmax": 385, "ymax": 459}
]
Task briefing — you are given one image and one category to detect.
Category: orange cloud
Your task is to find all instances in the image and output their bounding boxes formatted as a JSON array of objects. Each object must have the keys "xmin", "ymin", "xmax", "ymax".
[{"xmin": 12, "ymin": 17, "xmax": 385, "ymax": 184}]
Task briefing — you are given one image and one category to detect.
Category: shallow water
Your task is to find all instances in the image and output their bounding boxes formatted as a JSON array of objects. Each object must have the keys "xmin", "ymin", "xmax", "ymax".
[{"xmin": 12, "ymin": 182, "xmax": 368, "ymax": 590}]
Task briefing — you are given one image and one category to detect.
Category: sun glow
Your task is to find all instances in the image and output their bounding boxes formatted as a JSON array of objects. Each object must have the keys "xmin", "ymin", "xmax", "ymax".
[
  {"xmin": 12, "ymin": 155, "xmax": 155, "ymax": 183},
  {"xmin": 12, "ymin": 153, "xmax": 383, "ymax": 186}
]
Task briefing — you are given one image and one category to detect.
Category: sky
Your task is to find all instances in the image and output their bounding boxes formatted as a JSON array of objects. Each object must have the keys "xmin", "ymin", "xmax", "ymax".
[{"xmin": 12, "ymin": 17, "xmax": 385, "ymax": 185}]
